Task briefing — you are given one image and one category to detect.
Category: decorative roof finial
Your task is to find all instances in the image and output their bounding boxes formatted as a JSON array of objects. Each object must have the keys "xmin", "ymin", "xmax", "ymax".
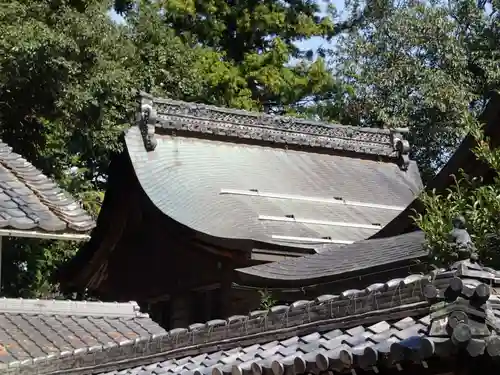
[
  {"xmin": 448, "ymin": 216, "xmax": 475, "ymax": 260},
  {"xmin": 390, "ymin": 128, "xmax": 410, "ymax": 171},
  {"xmin": 469, "ymin": 252, "xmax": 479, "ymax": 263},
  {"xmin": 136, "ymin": 93, "xmax": 157, "ymax": 152}
]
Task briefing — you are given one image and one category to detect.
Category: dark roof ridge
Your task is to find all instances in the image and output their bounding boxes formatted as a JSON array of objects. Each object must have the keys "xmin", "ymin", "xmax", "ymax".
[
  {"xmin": 146, "ymin": 93, "xmax": 395, "ymax": 135},
  {"xmin": 236, "ymin": 231, "xmax": 428, "ymax": 285},
  {"xmin": 135, "ymin": 92, "xmax": 412, "ymax": 168},
  {"xmin": 0, "ymin": 298, "xmax": 148, "ymax": 318}
]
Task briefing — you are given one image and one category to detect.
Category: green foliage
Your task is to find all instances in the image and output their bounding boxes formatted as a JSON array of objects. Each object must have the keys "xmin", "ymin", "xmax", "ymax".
[
  {"xmin": 119, "ymin": 0, "xmax": 340, "ymax": 111},
  {"xmin": 0, "ymin": 1, "xmax": 136, "ymax": 183},
  {"xmin": 2, "ymin": 239, "xmax": 79, "ymax": 298},
  {"xmin": 331, "ymin": 0, "xmax": 500, "ymax": 181},
  {"xmin": 414, "ymin": 111, "xmax": 500, "ymax": 268},
  {"xmin": 0, "ymin": 0, "xmax": 139, "ymax": 297},
  {"xmin": 258, "ymin": 289, "xmax": 277, "ymax": 310},
  {"xmin": 125, "ymin": 1, "xmax": 210, "ymax": 100}
]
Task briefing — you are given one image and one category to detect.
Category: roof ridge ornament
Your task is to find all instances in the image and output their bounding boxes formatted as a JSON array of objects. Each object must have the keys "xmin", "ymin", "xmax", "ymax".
[
  {"xmin": 389, "ymin": 128, "xmax": 411, "ymax": 171},
  {"xmin": 448, "ymin": 215, "xmax": 476, "ymax": 261},
  {"xmin": 414, "ymin": 276, "xmax": 497, "ymax": 360},
  {"xmin": 136, "ymin": 93, "xmax": 158, "ymax": 151}
]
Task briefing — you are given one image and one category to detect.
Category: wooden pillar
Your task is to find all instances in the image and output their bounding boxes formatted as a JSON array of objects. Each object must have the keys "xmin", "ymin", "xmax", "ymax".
[{"xmin": 169, "ymin": 295, "xmax": 190, "ymax": 328}]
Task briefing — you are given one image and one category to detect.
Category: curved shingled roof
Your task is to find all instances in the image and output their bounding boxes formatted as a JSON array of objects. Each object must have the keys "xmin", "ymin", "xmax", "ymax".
[
  {"xmin": 123, "ymin": 93, "xmax": 422, "ymax": 246},
  {"xmin": 0, "ymin": 140, "xmax": 95, "ymax": 234}
]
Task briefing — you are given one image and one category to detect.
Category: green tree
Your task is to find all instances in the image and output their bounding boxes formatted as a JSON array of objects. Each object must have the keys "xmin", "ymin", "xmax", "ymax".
[
  {"xmin": 331, "ymin": 0, "xmax": 500, "ymax": 181},
  {"xmin": 414, "ymin": 108, "xmax": 500, "ymax": 269},
  {"xmin": 126, "ymin": 2, "xmax": 213, "ymax": 101},
  {"xmin": 116, "ymin": 0, "xmax": 342, "ymax": 112},
  {"xmin": 0, "ymin": 0, "xmax": 138, "ymax": 297},
  {"xmin": 0, "ymin": 0, "xmax": 136, "ymax": 191}
]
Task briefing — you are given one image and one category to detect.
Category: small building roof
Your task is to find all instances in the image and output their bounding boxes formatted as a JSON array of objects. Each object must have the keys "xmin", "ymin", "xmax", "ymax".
[
  {"xmin": 12, "ymin": 256, "xmax": 500, "ymax": 374},
  {"xmin": 0, "ymin": 299, "xmax": 166, "ymax": 373},
  {"xmin": 58, "ymin": 92, "xmax": 422, "ymax": 301},
  {"xmin": 0, "ymin": 140, "xmax": 95, "ymax": 238},
  {"xmin": 126, "ymin": 93, "xmax": 421, "ymax": 246},
  {"xmin": 236, "ymin": 231, "xmax": 427, "ymax": 288}
]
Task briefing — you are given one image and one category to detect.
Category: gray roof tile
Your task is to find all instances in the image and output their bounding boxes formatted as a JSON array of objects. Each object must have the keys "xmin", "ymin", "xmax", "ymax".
[
  {"xmin": 0, "ymin": 299, "xmax": 166, "ymax": 372},
  {"xmin": 18, "ymin": 244, "xmax": 500, "ymax": 373},
  {"xmin": 15, "ymin": 261, "xmax": 499, "ymax": 375},
  {"xmin": 14, "ymin": 258, "xmax": 500, "ymax": 375},
  {"xmin": 0, "ymin": 140, "xmax": 95, "ymax": 233}
]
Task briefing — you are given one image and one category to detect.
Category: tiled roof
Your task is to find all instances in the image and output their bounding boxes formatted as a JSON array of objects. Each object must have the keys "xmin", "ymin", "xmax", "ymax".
[
  {"xmin": 236, "ymin": 231, "xmax": 427, "ymax": 286},
  {"xmin": 84, "ymin": 258, "xmax": 500, "ymax": 375},
  {"xmin": 0, "ymin": 140, "xmax": 95, "ymax": 233},
  {"xmin": 13, "ymin": 257, "xmax": 500, "ymax": 375},
  {"xmin": 100, "ymin": 316, "xmax": 433, "ymax": 375},
  {"xmin": 125, "ymin": 128, "xmax": 422, "ymax": 246},
  {"xmin": 138, "ymin": 93, "xmax": 412, "ymax": 162},
  {"xmin": 0, "ymin": 299, "xmax": 166, "ymax": 374}
]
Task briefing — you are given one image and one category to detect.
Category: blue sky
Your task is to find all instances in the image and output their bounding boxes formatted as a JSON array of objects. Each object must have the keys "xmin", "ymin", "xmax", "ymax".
[
  {"xmin": 294, "ymin": 0, "xmax": 344, "ymax": 54},
  {"xmin": 108, "ymin": 0, "xmax": 344, "ymax": 54}
]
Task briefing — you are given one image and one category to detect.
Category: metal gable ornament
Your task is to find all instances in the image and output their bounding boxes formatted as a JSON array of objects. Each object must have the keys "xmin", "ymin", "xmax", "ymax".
[
  {"xmin": 390, "ymin": 128, "xmax": 411, "ymax": 171},
  {"xmin": 137, "ymin": 94, "xmax": 158, "ymax": 152}
]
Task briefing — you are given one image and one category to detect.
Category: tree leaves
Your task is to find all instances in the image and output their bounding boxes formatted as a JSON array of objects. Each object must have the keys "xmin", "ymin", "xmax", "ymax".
[
  {"xmin": 0, "ymin": 0, "xmax": 137, "ymax": 297},
  {"xmin": 414, "ymin": 111, "xmax": 500, "ymax": 269},
  {"xmin": 331, "ymin": 0, "xmax": 500, "ymax": 181},
  {"xmin": 120, "ymin": 0, "xmax": 340, "ymax": 112}
]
